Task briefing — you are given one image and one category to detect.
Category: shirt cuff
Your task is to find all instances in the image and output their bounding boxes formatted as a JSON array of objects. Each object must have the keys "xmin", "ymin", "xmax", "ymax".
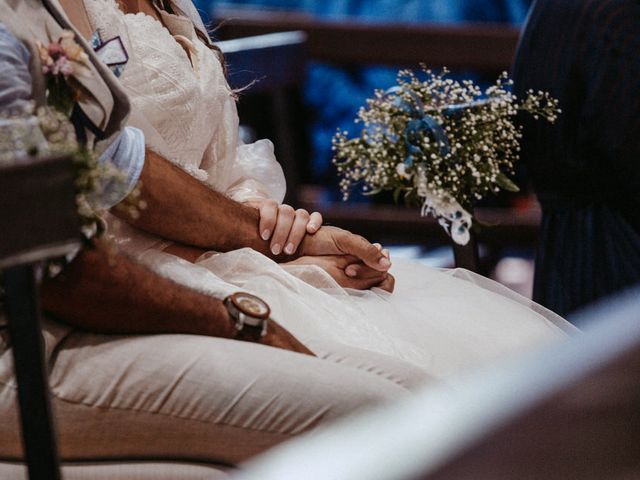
[{"xmin": 97, "ymin": 126, "xmax": 145, "ymax": 208}]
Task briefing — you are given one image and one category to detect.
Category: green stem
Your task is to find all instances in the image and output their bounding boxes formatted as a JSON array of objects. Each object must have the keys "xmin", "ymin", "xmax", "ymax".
[{"xmin": 46, "ymin": 76, "xmax": 74, "ymax": 117}]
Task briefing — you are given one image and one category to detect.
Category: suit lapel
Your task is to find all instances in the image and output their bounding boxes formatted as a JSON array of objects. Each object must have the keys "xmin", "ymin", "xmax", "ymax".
[
  {"xmin": 1, "ymin": 0, "xmax": 130, "ymax": 151},
  {"xmin": 41, "ymin": 0, "xmax": 115, "ymax": 135}
]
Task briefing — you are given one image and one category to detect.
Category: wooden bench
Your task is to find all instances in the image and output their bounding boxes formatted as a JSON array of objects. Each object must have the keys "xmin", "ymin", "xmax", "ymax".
[
  {"xmin": 219, "ymin": 31, "xmax": 308, "ymax": 204},
  {"xmin": 214, "ymin": 6, "xmax": 520, "ymax": 71}
]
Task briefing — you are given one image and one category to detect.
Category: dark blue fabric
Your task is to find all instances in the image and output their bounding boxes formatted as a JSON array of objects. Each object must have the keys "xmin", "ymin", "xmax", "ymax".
[{"xmin": 514, "ymin": 0, "xmax": 640, "ymax": 317}]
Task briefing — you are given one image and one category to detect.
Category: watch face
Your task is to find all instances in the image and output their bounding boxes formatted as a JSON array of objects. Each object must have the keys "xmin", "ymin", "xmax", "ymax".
[{"xmin": 231, "ymin": 293, "xmax": 270, "ymax": 319}]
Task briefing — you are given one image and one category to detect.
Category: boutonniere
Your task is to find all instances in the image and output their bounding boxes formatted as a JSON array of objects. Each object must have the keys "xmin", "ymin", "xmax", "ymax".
[
  {"xmin": 37, "ymin": 30, "xmax": 91, "ymax": 115},
  {"xmin": 31, "ymin": 31, "xmax": 142, "ymax": 245}
]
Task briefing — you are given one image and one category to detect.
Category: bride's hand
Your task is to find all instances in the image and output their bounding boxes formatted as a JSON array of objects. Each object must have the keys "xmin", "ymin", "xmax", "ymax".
[
  {"xmin": 286, "ymin": 255, "xmax": 395, "ymax": 293},
  {"xmin": 247, "ymin": 199, "xmax": 323, "ymax": 256}
]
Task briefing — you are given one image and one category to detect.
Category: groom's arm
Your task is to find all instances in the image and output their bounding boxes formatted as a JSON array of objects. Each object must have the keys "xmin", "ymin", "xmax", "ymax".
[
  {"xmin": 116, "ymin": 150, "xmax": 392, "ymax": 273},
  {"xmin": 40, "ymin": 240, "xmax": 312, "ymax": 354},
  {"xmin": 114, "ymin": 149, "xmax": 269, "ymax": 254},
  {"xmin": 41, "ymin": 241, "xmax": 232, "ymax": 337}
]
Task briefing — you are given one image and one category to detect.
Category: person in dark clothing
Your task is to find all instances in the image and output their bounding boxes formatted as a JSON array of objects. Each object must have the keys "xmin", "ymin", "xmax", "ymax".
[{"xmin": 513, "ymin": 0, "xmax": 640, "ymax": 318}]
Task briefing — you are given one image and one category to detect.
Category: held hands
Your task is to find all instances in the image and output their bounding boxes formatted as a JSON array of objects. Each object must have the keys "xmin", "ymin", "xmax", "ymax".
[
  {"xmin": 299, "ymin": 225, "xmax": 393, "ymax": 273},
  {"xmin": 247, "ymin": 199, "xmax": 323, "ymax": 256},
  {"xmin": 286, "ymin": 255, "xmax": 395, "ymax": 292},
  {"xmin": 297, "ymin": 226, "xmax": 395, "ymax": 292},
  {"xmin": 247, "ymin": 201, "xmax": 394, "ymax": 292}
]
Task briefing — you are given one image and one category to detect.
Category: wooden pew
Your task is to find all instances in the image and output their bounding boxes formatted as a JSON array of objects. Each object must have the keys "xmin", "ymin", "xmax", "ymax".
[
  {"xmin": 0, "ymin": 154, "xmax": 80, "ymax": 480},
  {"xmin": 214, "ymin": 6, "xmax": 520, "ymax": 71},
  {"xmin": 219, "ymin": 31, "xmax": 308, "ymax": 203}
]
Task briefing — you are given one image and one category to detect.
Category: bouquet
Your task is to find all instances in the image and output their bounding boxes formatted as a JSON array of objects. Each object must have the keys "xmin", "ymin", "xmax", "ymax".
[
  {"xmin": 37, "ymin": 31, "xmax": 133, "ymax": 237},
  {"xmin": 332, "ymin": 67, "xmax": 560, "ymax": 245}
]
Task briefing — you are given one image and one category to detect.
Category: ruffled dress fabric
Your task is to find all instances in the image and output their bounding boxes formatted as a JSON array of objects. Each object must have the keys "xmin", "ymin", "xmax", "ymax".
[
  {"xmin": 86, "ymin": 0, "xmax": 286, "ymax": 255},
  {"xmin": 86, "ymin": 0, "xmax": 577, "ymax": 385}
]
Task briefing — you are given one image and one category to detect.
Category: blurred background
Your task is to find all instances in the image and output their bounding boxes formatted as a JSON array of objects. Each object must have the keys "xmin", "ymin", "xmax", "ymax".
[{"xmin": 195, "ymin": 0, "xmax": 539, "ymax": 297}]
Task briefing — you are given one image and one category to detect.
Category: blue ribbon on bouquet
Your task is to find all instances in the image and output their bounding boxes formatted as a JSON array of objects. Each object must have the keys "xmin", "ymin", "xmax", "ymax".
[{"xmin": 384, "ymin": 86, "xmax": 489, "ymax": 167}]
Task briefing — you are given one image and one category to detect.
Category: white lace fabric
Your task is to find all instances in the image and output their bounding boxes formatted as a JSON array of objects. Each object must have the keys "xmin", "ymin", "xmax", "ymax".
[{"xmin": 85, "ymin": 0, "xmax": 286, "ymax": 253}]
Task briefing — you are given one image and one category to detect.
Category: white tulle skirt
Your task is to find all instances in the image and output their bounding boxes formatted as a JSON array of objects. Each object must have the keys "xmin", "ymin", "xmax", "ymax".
[{"xmin": 137, "ymin": 247, "xmax": 577, "ymax": 384}]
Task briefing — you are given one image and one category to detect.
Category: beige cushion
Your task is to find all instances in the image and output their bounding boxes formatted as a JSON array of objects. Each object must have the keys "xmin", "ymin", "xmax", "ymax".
[{"xmin": 0, "ymin": 461, "xmax": 231, "ymax": 480}]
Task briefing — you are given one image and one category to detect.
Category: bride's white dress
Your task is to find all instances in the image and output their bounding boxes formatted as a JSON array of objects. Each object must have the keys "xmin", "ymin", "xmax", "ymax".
[{"xmin": 86, "ymin": 0, "xmax": 577, "ymax": 385}]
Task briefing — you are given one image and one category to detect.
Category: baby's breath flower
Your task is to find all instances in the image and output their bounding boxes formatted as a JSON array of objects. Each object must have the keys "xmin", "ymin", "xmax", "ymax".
[{"xmin": 332, "ymin": 68, "xmax": 560, "ymax": 245}]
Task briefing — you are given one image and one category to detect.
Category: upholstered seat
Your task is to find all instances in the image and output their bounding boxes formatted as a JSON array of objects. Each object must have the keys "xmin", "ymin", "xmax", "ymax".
[{"xmin": 0, "ymin": 461, "xmax": 231, "ymax": 479}]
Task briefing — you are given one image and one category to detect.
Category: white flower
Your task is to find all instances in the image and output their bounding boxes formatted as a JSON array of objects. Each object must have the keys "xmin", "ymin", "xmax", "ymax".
[
  {"xmin": 396, "ymin": 162, "xmax": 410, "ymax": 179},
  {"xmin": 451, "ymin": 221, "xmax": 471, "ymax": 245},
  {"xmin": 418, "ymin": 182, "xmax": 472, "ymax": 245}
]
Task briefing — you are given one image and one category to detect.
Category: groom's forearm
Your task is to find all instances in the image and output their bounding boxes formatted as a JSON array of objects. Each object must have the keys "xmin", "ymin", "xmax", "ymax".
[
  {"xmin": 112, "ymin": 149, "xmax": 276, "ymax": 256},
  {"xmin": 112, "ymin": 150, "xmax": 390, "ymax": 273},
  {"xmin": 40, "ymin": 240, "xmax": 235, "ymax": 337}
]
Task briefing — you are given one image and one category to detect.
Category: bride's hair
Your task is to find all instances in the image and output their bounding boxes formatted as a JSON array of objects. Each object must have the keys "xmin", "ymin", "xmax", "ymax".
[
  {"xmin": 204, "ymin": 22, "xmax": 259, "ymax": 97},
  {"xmin": 198, "ymin": 28, "xmax": 228, "ymax": 76}
]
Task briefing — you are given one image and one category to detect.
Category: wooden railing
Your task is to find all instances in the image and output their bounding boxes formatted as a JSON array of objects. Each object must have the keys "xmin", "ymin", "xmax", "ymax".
[
  {"xmin": 214, "ymin": 6, "xmax": 521, "ymax": 71},
  {"xmin": 219, "ymin": 32, "xmax": 309, "ymax": 201},
  {"xmin": 308, "ymin": 204, "xmax": 540, "ymax": 247}
]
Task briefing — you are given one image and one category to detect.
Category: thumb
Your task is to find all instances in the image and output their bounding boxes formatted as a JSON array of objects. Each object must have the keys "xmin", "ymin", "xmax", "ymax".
[{"xmin": 335, "ymin": 233, "xmax": 391, "ymax": 272}]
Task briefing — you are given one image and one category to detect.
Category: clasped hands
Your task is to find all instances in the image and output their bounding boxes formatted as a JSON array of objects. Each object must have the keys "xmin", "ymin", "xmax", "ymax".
[{"xmin": 247, "ymin": 199, "xmax": 395, "ymax": 292}]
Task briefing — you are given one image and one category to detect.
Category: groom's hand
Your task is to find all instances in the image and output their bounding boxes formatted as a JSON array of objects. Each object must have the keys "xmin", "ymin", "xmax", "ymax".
[
  {"xmin": 286, "ymin": 255, "xmax": 395, "ymax": 292},
  {"xmin": 298, "ymin": 226, "xmax": 392, "ymax": 273},
  {"xmin": 236, "ymin": 320, "xmax": 315, "ymax": 356}
]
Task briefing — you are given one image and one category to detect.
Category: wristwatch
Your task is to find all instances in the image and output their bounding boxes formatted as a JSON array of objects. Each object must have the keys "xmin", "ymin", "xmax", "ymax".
[{"xmin": 223, "ymin": 292, "xmax": 270, "ymax": 337}]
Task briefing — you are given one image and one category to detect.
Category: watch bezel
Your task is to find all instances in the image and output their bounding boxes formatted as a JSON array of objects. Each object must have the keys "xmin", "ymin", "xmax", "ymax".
[
  {"xmin": 224, "ymin": 292, "xmax": 271, "ymax": 337},
  {"xmin": 227, "ymin": 292, "xmax": 271, "ymax": 320}
]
